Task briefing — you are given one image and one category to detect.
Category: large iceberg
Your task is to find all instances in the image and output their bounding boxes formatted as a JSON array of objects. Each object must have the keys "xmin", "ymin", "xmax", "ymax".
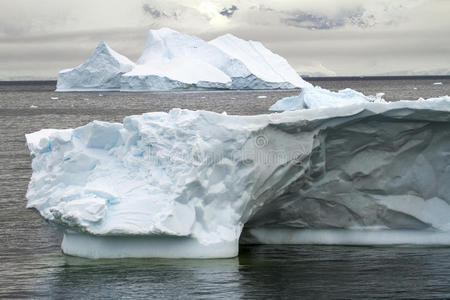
[
  {"xmin": 121, "ymin": 28, "xmax": 311, "ymax": 91},
  {"xmin": 270, "ymin": 86, "xmax": 385, "ymax": 111},
  {"xmin": 56, "ymin": 41, "xmax": 135, "ymax": 92},
  {"xmin": 56, "ymin": 28, "xmax": 310, "ymax": 92},
  {"xmin": 26, "ymin": 96, "xmax": 450, "ymax": 258}
]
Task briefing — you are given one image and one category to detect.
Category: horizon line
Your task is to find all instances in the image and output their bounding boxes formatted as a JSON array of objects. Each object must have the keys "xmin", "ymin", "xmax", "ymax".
[{"xmin": 0, "ymin": 75, "xmax": 449, "ymax": 84}]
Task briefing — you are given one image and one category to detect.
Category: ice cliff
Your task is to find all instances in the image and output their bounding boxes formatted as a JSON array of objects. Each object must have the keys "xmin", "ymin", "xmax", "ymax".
[
  {"xmin": 26, "ymin": 96, "xmax": 450, "ymax": 258},
  {"xmin": 57, "ymin": 28, "xmax": 310, "ymax": 92},
  {"xmin": 56, "ymin": 41, "xmax": 135, "ymax": 92}
]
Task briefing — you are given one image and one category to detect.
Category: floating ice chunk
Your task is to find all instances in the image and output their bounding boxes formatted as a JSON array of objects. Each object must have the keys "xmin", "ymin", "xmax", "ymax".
[
  {"xmin": 269, "ymin": 86, "xmax": 385, "ymax": 111},
  {"xmin": 433, "ymin": 82, "xmax": 443, "ymax": 85},
  {"xmin": 29, "ymin": 105, "xmax": 38, "ymax": 108},
  {"xmin": 51, "ymin": 97, "xmax": 58, "ymax": 100},
  {"xmin": 50, "ymin": 196, "xmax": 107, "ymax": 227},
  {"xmin": 257, "ymin": 95, "xmax": 267, "ymax": 99}
]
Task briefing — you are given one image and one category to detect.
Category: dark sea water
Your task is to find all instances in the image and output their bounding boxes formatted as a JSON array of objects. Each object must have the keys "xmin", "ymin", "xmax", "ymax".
[{"xmin": 1, "ymin": 78, "xmax": 450, "ymax": 299}]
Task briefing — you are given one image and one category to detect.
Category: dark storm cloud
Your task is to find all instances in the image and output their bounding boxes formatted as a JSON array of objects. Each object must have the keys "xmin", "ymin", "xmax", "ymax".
[
  {"xmin": 220, "ymin": 5, "xmax": 238, "ymax": 18},
  {"xmin": 142, "ymin": 4, "xmax": 164, "ymax": 18},
  {"xmin": 283, "ymin": 8, "xmax": 371, "ymax": 30}
]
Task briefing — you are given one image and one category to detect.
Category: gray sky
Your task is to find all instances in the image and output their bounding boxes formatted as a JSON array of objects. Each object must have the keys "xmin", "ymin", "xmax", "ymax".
[{"xmin": 1, "ymin": 0, "xmax": 449, "ymax": 79}]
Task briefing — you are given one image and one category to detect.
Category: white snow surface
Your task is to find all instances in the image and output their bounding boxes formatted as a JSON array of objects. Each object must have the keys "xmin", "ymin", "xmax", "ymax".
[
  {"xmin": 136, "ymin": 28, "xmax": 247, "ymax": 79},
  {"xmin": 56, "ymin": 41, "xmax": 135, "ymax": 91},
  {"xmin": 26, "ymin": 95, "xmax": 450, "ymax": 258},
  {"xmin": 270, "ymin": 86, "xmax": 385, "ymax": 111},
  {"xmin": 210, "ymin": 33, "xmax": 311, "ymax": 89}
]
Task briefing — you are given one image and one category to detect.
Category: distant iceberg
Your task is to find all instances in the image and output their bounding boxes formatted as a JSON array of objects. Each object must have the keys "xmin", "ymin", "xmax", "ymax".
[
  {"xmin": 56, "ymin": 41, "xmax": 135, "ymax": 92},
  {"xmin": 26, "ymin": 96, "xmax": 450, "ymax": 258},
  {"xmin": 56, "ymin": 28, "xmax": 311, "ymax": 92},
  {"xmin": 270, "ymin": 86, "xmax": 385, "ymax": 111}
]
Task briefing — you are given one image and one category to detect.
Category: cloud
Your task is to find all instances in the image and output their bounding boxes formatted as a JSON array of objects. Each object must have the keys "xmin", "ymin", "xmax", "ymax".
[
  {"xmin": 0, "ymin": 0, "xmax": 449, "ymax": 79},
  {"xmin": 142, "ymin": 4, "xmax": 163, "ymax": 18},
  {"xmin": 220, "ymin": 5, "xmax": 238, "ymax": 18},
  {"xmin": 283, "ymin": 8, "xmax": 369, "ymax": 30}
]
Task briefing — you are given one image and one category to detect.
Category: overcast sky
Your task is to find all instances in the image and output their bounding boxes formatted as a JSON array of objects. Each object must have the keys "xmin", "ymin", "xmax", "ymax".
[{"xmin": 1, "ymin": 0, "xmax": 449, "ymax": 79}]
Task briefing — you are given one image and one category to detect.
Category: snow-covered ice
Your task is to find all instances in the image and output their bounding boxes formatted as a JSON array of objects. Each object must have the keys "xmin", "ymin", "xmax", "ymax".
[
  {"xmin": 121, "ymin": 58, "xmax": 231, "ymax": 91},
  {"xmin": 270, "ymin": 86, "xmax": 385, "ymax": 111},
  {"xmin": 26, "ymin": 95, "xmax": 450, "ymax": 258},
  {"xmin": 210, "ymin": 33, "xmax": 311, "ymax": 89},
  {"xmin": 56, "ymin": 41, "xmax": 135, "ymax": 92}
]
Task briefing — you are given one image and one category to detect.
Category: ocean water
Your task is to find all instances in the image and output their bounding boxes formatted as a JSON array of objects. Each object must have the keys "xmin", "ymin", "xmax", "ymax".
[{"xmin": 1, "ymin": 78, "xmax": 450, "ymax": 298}]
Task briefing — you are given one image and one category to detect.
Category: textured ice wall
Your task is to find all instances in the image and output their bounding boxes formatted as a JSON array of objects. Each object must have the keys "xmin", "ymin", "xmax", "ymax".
[{"xmin": 26, "ymin": 98, "xmax": 450, "ymax": 258}]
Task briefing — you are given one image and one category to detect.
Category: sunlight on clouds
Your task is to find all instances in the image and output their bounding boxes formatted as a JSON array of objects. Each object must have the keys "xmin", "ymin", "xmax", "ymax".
[
  {"xmin": 0, "ymin": 0, "xmax": 448, "ymax": 78},
  {"xmin": 197, "ymin": 1, "xmax": 230, "ymax": 27}
]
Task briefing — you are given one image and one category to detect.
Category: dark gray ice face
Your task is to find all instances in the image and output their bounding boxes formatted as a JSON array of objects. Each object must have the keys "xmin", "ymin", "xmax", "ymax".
[{"xmin": 246, "ymin": 115, "xmax": 450, "ymax": 231}]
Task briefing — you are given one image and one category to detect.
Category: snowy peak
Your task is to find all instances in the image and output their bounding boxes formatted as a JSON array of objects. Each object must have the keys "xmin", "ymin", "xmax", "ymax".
[
  {"xmin": 91, "ymin": 41, "xmax": 135, "ymax": 71},
  {"xmin": 137, "ymin": 28, "xmax": 208, "ymax": 64},
  {"xmin": 56, "ymin": 42, "xmax": 135, "ymax": 91},
  {"xmin": 148, "ymin": 27, "xmax": 179, "ymax": 38}
]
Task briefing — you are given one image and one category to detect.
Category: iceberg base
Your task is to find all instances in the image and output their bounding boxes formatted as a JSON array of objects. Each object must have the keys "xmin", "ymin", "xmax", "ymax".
[
  {"xmin": 61, "ymin": 232, "xmax": 238, "ymax": 259},
  {"xmin": 241, "ymin": 228, "xmax": 450, "ymax": 246}
]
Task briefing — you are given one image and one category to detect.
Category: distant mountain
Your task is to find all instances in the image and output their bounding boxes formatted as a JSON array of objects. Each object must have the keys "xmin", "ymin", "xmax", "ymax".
[
  {"xmin": 298, "ymin": 63, "xmax": 336, "ymax": 77},
  {"xmin": 374, "ymin": 68, "xmax": 450, "ymax": 76},
  {"xmin": 0, "ymin": 75, "xmax": 55, "ymax": 81}
]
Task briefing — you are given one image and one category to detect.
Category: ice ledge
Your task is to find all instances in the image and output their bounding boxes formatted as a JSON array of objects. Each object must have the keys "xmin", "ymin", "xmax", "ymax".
[
  {"xmin": 62, "ymin": 232, "xmax": 238, "ymax": 259},
  {"xmin": 242, "ymin": 228, "xmax": 450, "ymax": 246},
  {"xmin": 62, "ymin": 228, "xmax": 450, "ymax": 259}
]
